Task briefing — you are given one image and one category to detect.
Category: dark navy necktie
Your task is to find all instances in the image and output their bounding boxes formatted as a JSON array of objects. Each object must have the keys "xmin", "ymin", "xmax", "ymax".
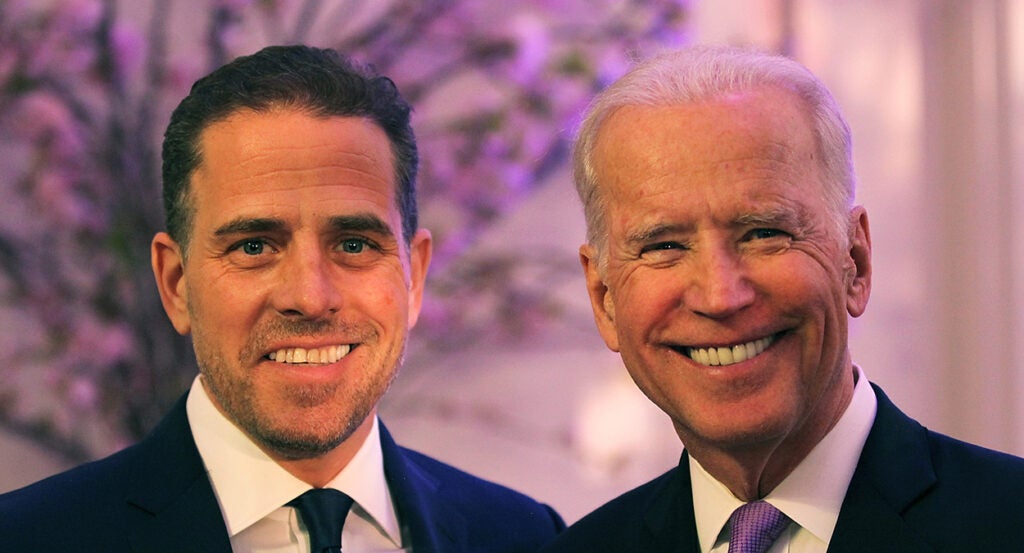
[
  {"xmin": 288, "ymin": 488, "xmax": 355, "ymax": 553},
  {"xmin": 727, "ymin": 501, "xmax": 791, "ymax": 553}
]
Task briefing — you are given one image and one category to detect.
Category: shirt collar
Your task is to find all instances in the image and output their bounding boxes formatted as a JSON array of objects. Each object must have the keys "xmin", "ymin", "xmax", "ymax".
[
  {"xmin": 185, "ymin": 376, "xmax": 402, "ymax": 544},
  {"xmin": 689, "ymin": 365, "xmax": 877, "ymax": 552}
]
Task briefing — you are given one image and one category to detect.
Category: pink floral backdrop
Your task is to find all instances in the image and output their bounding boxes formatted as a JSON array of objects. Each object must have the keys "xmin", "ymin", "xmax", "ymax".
[{"xmin": 0, "ymin": 0, "xmax": 691, "ymax": 462}]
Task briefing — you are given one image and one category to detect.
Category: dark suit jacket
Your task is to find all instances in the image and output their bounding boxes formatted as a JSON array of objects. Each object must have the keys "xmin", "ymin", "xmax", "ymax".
[
  {"xmin": 539, "ymin": 384, "xmax": 1024, "ymax": 552},
  {"xmin": 0, "ymin": 394, "xmax": 564, "ymax": 552}
]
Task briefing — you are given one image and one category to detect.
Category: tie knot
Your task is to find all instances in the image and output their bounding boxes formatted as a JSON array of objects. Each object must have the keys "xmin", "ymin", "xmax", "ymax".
[
  {"xmin": 728, "ymin": 501, "xmax": 791, "ymax": 553},
  {"xmin": 288, "ymin": 489, "xmax": 354, "ymax": 553}
]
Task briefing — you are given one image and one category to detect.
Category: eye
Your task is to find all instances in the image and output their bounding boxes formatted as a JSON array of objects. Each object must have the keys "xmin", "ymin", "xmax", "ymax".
[
  {"xmin": 747, "ymin": 228, "xmax": 788, "ymax": 241},
  {"xmin": 224, "ymin": 237, "xmax": 278, "ymax": 268},
  {"xmin": 742, "ymin": 227, "xmax": 793, "ymax": 254},
  {"xmin": 637, "ymin": 241, "xmax": 690, "ymax": 266},
  {"xmin": 640, "ymin": 241, "xmax": 687, "ymax": 255},
  {"xmin": 339, "ymin": 238, "xmax": 368, "ymax": 254},
  {"xmin": 239, "ymin": 239, "xmax": 266, "ymax": 255}
]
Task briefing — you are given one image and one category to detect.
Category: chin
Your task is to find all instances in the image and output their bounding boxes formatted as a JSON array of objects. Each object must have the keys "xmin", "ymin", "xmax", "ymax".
[
  {"xmin": 253, "ymin": 421, "xmax": 357, "ymax": 460},
  {"xmin": 679, "ymin": 407, "xmax": 796, "ymax": 450},
  {"xmin": 261, "ymin": 433, "xmax": 347, "ymax": 460}
]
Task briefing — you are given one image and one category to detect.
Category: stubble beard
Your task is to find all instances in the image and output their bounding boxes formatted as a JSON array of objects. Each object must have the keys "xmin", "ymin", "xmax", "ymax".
[{"xmin": 193, "ymin": 320, "xmax": 405, "ymax": 461}]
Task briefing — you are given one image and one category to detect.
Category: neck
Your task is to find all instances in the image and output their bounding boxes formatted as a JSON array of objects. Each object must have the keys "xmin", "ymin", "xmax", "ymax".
[
  {"xmin": 686, "ymin": 437, "xmax": 806, "ymax": 501},
  {"xmin": 683, "ymin": 367, "xmax": 856, "ymax": 501}
]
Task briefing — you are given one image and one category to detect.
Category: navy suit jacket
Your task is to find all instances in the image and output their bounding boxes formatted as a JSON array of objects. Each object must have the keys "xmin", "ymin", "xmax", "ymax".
[
  {"xmin": 0, "ymin": 394, "xmax": 564, "ymax": 552},
  {"xmin": 540, "ymin": 384, "xmax": 1024, "ymax": 552}
]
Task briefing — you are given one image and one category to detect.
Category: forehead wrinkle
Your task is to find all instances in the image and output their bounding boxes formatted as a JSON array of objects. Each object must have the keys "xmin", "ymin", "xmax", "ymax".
[
  {"xmin": 734, "ymin": 205, "xmax": 799, "ymax": 227},
  {"xmin": 237, "ymin": 157, "xmax": 390, "ymax": 180},
  {"xmin": 229, "ymin": 133, "xmax": 391, "ymax": 170}
]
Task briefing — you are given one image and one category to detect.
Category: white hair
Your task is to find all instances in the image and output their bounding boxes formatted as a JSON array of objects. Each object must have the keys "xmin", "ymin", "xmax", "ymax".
[{"xmin": 574, "ymin": 45, "xmax": 856, "ymax": 262}]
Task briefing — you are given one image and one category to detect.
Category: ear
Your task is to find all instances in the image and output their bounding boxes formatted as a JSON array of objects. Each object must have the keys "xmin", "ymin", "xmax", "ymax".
[
  {"xmin": 151, "ymin": 232, "xmax": 192, "ymax": 335},
  {"xmin": 580, "ymin": 244, "xmax": 620, "ymax": 352},
  {"xmin": 845, "ymin": 206, "xmax": 872, "ymax": 318},
  {"xmin": 405, "ymin": 228, "xmax": 433, "ymax": 328}
]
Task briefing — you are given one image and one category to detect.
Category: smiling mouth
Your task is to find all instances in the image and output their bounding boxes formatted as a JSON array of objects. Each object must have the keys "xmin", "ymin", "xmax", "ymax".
[
  {"xmin": 267, "ymin": 345, "xmax": 352, "ymax": 365},
  {"xmin": 683, "ymin": 334, "xmax": 779, "ymax": 367}
]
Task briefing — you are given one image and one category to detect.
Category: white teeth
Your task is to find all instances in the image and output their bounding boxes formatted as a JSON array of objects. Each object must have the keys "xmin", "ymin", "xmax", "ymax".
[
  {"xmin": 686, "ymin": 336, "xmax": 774, "ymax": 367},
  {"xmin": 268, "ymin": 345, "xmax": 351, "ymax": 365}
]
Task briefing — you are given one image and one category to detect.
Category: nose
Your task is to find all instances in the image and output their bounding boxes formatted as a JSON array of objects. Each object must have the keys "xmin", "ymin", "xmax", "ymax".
[
  {"xmin": 683, "ymin": 246, "xmax": 755, "ymax": 319},
  {"xmin": 272, "ymin": 245, "xmax": 342, "ymax": 320}
]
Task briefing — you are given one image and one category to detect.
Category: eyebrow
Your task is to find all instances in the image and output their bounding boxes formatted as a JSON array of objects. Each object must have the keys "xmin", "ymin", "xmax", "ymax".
[
  {"xmin": 625, "ymin": 222, "xmax": 693, "ymax": 247},
  {"xmin": 734, "ymin": 204, "xmax": 806, "ymax": 229},
  {"xmin": 214, "ymin": 217, "xmax": 285, "ymax": 237},
  {"xmin": 213, "ymin": 213, "xmax": 396, "ymax": 238},
  {"xmin": 622, "ymin": 204, "xmax": 807, "ymax": 246},
  {"xmin": 326, "ymin": 213, "xmax": 395, "ymax": 238}
]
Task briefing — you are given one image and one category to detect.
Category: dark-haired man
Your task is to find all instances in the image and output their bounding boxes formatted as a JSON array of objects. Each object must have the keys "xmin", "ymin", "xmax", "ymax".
[{"xmin": 0, "ymin": 45, "xmax": 563, "ymax": 552}]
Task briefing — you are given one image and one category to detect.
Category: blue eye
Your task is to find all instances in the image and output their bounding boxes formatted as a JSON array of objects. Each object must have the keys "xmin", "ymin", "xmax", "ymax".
[
  {"xmin": 241, "ymin": 240, "xmax": 265, "ymax": 255},
  {"xmin": 340, "ymin": 239, "xmax": 366, "ymax": 254}
]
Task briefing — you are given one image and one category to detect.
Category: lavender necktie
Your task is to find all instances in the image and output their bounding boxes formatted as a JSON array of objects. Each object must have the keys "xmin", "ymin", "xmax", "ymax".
[
  {"xmin": 727, "ymin": 501, "xmax": 791, "ymax": 553},
  {"xmin": 288, "ymin": 489, "xmax": 354, "ymax": 553}
]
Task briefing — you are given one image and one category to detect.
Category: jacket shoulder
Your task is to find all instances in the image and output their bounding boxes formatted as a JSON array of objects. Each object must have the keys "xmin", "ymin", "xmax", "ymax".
[
  {"xmin": 401, "ymin": 445, "xmax": 566, "ymax": 523},
  {"xmin": 391, "ymin": 444, "xmax": 565, "ymax": 551},
  {"xmin": 0, "ymin": 445, "xmax": 141, "ymax": 548},
  {"xmin": 918, "ymin": 428, "xmax": 1024, "ymax": 514},
  {"xmin": 855, "ymin": 385, "xmax": 1024, "ymax": 549},
  {"xmin": 539, "ymin": 467, "xmax": 681, "ymax": 553}
]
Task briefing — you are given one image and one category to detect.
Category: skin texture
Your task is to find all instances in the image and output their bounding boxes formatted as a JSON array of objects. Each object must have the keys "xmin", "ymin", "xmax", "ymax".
[
  {"xmin": 151, "ymin": 108, "xmax": 432, "ymax": 487},
  {"xmin": 581, "ymin": 86, "xmax": 872, "ymax": 500}
]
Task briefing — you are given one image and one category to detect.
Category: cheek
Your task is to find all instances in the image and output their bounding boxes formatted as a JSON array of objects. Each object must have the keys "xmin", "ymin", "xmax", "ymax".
[
  {"xmin": 187, "ymin": 273, "xmax": 264, "ymax": 337},
  {"xmin": 359, "ymin": 275, "xmax": 411, "ymax": 323},
  {"xmin": 758, "ymin": 252, "xmax": 841, "ymax": 302},
  {"xmin": 762, "ymin": 258, "xmax": 849, "ymax": 357},
  {"xmin": 613, "ymin": 271, "xmax": 683, "ymax": 335}
]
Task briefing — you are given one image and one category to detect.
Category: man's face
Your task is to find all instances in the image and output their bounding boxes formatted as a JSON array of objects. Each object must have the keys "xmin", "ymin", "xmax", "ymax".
[
  {"xmin": 582, "ymin": 86, "xmax": 871, "ymax": 459},
  {"xmin": 152, "ymin": 108, "xmax": 431, "ymax": 460}
]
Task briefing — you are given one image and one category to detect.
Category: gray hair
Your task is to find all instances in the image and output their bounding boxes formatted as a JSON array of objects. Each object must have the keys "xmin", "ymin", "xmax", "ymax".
[{"xmin": 573, "ymin": 44, "xmax": 855, "ymax": 260}]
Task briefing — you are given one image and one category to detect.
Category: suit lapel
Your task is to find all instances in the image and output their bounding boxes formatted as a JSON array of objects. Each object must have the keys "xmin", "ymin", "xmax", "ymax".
[
  {"xmin": 379, "ymin": 423, "xmax": 464, "ymax": 552},
  {"xmin": 122, "ymin": 395, "xmax": 233, "ymax": 553},
  {"xmin": 638, "ymin": 453, "xmax": 702, "ymax": 553},
  {"xmin": 828, "ymin": 385, "xmax": 936, "ymax": 553}
]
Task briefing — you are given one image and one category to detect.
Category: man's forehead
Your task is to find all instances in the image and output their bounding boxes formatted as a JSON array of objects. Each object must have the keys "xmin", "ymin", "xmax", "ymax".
[{"xmin": 188, "ymin": 110, "xmax": 398, "ymax": 203}]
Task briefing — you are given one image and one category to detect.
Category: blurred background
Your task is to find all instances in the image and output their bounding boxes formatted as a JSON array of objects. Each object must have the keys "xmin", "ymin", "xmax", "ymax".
[{"xmin": 0, "ymin": 0, "xmax": 1021, "ymax": 523}]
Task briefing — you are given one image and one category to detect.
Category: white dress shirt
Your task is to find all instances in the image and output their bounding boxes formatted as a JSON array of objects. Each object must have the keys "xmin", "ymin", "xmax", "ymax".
[
  {"xmin": 186, "ymin": 376, "xmax": 408, "ymax": 552},
  {"xmin": 690, "ymin": 366, "xmax": 877, "ymax": 553}
]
